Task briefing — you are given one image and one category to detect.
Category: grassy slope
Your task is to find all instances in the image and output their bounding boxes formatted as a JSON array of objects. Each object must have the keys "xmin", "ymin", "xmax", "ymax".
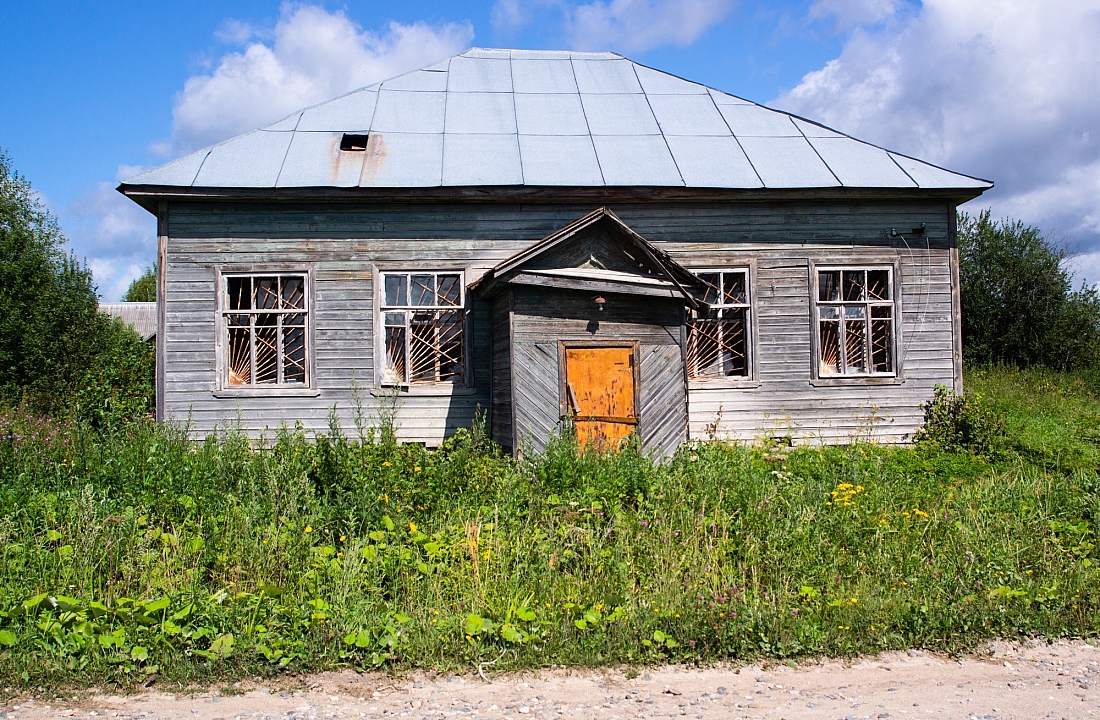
[{"xmin": 0, "ymin": 366, "xmax": 1098, "ymax": 687}]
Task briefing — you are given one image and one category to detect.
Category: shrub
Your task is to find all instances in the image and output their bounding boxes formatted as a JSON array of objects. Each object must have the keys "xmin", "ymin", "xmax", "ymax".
[
  {"xmin": 69, "ymin": 318, "xmax": 155, "ymax": 428},
  {"xmin": 958, "ymin": 209, "xmax": 1100, "ymax": 370},
  {"xmin": 914, "ymin": 384, "xmax": 1005, "ymax": 454}
]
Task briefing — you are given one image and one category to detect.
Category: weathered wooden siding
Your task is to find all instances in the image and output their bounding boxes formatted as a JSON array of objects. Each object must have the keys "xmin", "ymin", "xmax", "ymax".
[
  {"xmin": 508, "ymin": 287, "xmax": 686, "ymax": 456},
  {"xmin": 490, "ymin": 290, "xmax": 514, "ymax": 451},
  {"xmin": 163, "ymin": 198, "xmax": 956, "ymax": 445}
]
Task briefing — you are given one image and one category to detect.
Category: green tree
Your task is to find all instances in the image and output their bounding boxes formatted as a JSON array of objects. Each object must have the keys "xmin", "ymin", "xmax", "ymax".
[
  {"xmin": 958, "ymin": 209, "xmax": 1100, "ymax": 370},
  {"xmin": 0, "ymin": 148, "xmax": 155, "ymax": 419},
  {"xmin": 0, "ymin": 149, "xmax": 112, "ymax": 410},
  {"xmin": 123, "ymin": 265, "xmax": 156, "ymax": 302}
]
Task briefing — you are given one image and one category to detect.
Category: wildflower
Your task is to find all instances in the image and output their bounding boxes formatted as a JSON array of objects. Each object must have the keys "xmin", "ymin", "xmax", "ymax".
[
  {"xmin": 382, "ymin": 461, "xmax": 391, "ymax": 467},
  {"xmin": 409, "ymin": 521, "xmax": 418, "ymax": 533},
  {"xmin": 304, "ymin": 526, "xmax": 313, "ymax": 534},
  {"xmin": 414, "ymin": 466, "xmax": 421, "ymax": 472},
  {"xmin": 339, "ymin": 535, "xmax": 346, "ymax": 542}
]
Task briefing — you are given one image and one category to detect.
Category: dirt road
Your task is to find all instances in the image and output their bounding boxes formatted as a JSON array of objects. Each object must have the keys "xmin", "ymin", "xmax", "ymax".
[{"xmin": 7, "ymin": 639, "xmax": 1100, "ymax": 720}]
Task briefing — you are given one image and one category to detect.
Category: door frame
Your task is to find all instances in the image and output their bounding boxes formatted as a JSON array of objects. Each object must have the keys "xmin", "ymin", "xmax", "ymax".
[{"xmin": 557, "ymin": 340, "xmax": 641, "ymax": 428}]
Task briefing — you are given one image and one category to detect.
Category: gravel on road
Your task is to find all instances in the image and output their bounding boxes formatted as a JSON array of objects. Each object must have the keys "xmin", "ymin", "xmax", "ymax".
[{"xmin": 6, "ymin": 638, "xmax": 1100, "ymax": 720}]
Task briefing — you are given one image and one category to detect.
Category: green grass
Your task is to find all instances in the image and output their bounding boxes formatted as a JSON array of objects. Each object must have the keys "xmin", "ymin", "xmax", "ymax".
[{"xmin": 1, "ymin": 365, "xmax": 1099, "ymax": 688}]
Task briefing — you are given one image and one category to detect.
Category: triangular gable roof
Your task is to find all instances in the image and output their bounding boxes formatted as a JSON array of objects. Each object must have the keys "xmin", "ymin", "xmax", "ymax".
[
  {"xmin": 120, "ymin": 48, "xmax": 992, "ymax": 198},
  {"xmin": 474, "ymin": 207, "xmax": 706, "ymax": 308}
]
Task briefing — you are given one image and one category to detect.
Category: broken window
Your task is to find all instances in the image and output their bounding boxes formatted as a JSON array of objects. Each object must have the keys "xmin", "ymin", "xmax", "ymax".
[
  {"xmin": 687, "ymin": 269, "xmax": 751, "ymax": 379},
  {"xmin": 816, "ymin": 268, "xmax": 894, "ymax": 376},
  {"xmin": 223, "ymin": 274, "xmax": 308, "ymax": 387},
  {"xmin": 379, "ymin": 272, "xmax": 466, "ymax": 385}
]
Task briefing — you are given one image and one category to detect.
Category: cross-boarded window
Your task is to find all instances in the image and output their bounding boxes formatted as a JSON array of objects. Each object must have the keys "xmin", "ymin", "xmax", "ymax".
[
  {"xmin": 816, "ymin": 268, "xmax": 895, "ymax": 376},
  {"xmin": 223, "ymin": 275, "xmax": 308, "ymax": 386},
  {"xmin": 687, "ymin": 269, "xmax": 751, "ymax": 379},
  {"xmin": 380, "ymin": 272, "xmax": 466, "ymax": 385}
]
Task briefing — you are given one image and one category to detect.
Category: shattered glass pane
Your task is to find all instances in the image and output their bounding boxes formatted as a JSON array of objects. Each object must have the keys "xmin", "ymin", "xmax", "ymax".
[
  {"xmin": 843, "ymin": 270, "xmax": 866, "ymax": 302},
  {"xmin": 819, "ymin": 271, "xmax": 840, "ymax": 301},
  {"xmin": 411, "ymin": 274, "xmax": 435, "ymax": 306},
  {"xmin": 871, "ymin": 305, "xmax": 893, "ymax": 372},
  {"xmin": 867, "ymin": 270, "xmax": 890, "ymax": 300},
  {"xmin": 281, "ymin": 276, "xmax": 305, "ymax": 310},
  {"xmin": 384, "ymin": 274, "xmax": 407, "ymax": 306},
  {"xmin": 438, "ymin": 274, "xmax": 462, "ymax": 306},
  {"xmin": 819, "ymin": 320, "xmax": 840, "ymax": 375},
  {"xmin": 228, "ymin": 277, "xmax": 251, "ymax": 310},
  {"xmin": 384, "ymin": 326, "xmax": 407, "ymax": 384},
  {"xmin": 255, "ymin": 278, "xmax": 279, "ymax": 310},
  {"xmin": 697, "ymin": 273, "xmax": 720, "ymax": 305},
  {"xmin": 844, "ymin": 313, "xmax": 867, "ymax": 373},
  {"xmin": 283, "ymin": 315, "xmax": 306, "ymax": 384},
  {"xmin": 687, "ymin": 307, "xmax": 748, "ymax": 379},
  {"xmin": 408, "ymin": 310, "xmax": 465, "ymax": 383},
  {"xmin": 228, "ymin": 326, "xmax": 251, "ymax": 385},
  {"xmin": 723, "ymin": 272, "xmax": 747, "ymax": 304}
]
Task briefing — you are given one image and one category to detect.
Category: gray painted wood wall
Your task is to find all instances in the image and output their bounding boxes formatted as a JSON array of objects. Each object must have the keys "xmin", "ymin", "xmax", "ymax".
[
  {"xmin": 162, "ymin": 198, "xmax": 958, "ymax": 446},
  {"xmin": 500, "ymin": 287, "xmax": 688, "ymax": 457}
]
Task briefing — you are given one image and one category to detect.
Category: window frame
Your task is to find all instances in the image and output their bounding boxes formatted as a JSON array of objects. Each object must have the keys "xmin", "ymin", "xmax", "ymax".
[
  {"xmin": 372, "ymin": 265, "xmax": 475, "ymax": 394},
  {"xmin": 809, "ymin": 260, "xmax": 904, "ymax": 386},
  {"xmin": 685, "ymin": 263, "xmax": 759, "ymax": 388},
  {"xmin": 213, "ymin": 265, "xmax": 318, "ymax": 397}
]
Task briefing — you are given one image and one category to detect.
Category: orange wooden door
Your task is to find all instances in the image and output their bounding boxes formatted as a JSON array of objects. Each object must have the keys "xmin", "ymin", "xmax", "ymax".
[{"xmin": 565, "ymin": 347, "xmax": 637, "ymax": 451}]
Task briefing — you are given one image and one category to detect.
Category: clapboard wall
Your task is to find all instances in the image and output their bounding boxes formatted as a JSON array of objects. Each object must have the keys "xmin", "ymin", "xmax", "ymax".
[
  {"xmin": 162, "ymin": 197, "xmax": 958, "ymax": 444},
  {"xmin": 498, "ymin": 287, "xmax": 688, "ymax": 456}
]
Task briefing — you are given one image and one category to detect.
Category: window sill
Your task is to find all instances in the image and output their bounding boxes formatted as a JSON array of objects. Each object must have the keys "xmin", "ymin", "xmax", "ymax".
[
  {"xmin": 810, "ymin": 376, "xmax": 904, "ymax": 387},
  {"xmin": 213, "ymin": 387, "xmax": 321, "ymax": 398},
  {"xmin": 688, "ymin": 379, "xmax": 763, "ymax": 390},
  {"xmin": 371, "ymin": 384, "xmax": 479, "ymax": 397}
]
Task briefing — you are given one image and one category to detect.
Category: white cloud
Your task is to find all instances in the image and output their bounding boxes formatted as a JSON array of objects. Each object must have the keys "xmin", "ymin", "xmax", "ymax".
[
  {"xmin": 775, "ymin": 0, "xmax": 1100, "ymax": 254},
  {"xmin": 65, "ymin": 176, "xmax": 157, "ymax": 301},
  {"xmin": 165, "ymin": 4, "xmax": 473, "ymax": 154},
  {"xmin": 491, "ymin": 0, "xmax": 736, "ymax": 52},
  {"xmin": 807, "ymin": 0, "xmax": 904, "ymax": 32},
  {"xmin": 81, "ymin": 4, "xmax": 473, "ymax": 298}
]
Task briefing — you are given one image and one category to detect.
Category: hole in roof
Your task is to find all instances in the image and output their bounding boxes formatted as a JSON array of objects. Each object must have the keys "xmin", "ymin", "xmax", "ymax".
[{"xmin": 340, "ymin": 134, "xmax": 370, "ymax": 151}]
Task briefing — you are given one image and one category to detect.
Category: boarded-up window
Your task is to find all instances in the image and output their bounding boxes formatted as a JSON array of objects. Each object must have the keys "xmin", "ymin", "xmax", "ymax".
[
  {"xmin": 816, "ymin": 268, "xmax": 894, "ymax": 376},
  {"xmin": 687, "ymin": 269, "xmax": 751, "ymax": 379},
  {"xmin": 223, "ymin": 274, "xmax": 308, "ymax": 386},
  {"xmin": 380, "ymin": 272, "xmax": 466, "ymax": 385}
]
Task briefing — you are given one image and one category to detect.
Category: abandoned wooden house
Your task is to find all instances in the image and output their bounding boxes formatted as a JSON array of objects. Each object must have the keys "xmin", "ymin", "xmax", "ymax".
[{"xmin": 118, "ymin": 48, "xmax": 991, "ymax": 454}]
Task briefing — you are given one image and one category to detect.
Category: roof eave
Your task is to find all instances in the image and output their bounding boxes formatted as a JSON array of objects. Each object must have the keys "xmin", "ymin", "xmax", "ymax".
[{"xmin": 118, "ymin": 182, "xmax": 993, "ymax": 208}]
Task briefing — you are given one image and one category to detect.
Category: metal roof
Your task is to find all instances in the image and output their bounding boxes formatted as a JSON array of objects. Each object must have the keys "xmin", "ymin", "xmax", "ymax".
[
  {"xmin": 100, "ymin": 302, "xmax": 157, "ymax": 341},
  {"xmin": 122, "ymin": 48, "xmax": 992, "ymax": 192}
]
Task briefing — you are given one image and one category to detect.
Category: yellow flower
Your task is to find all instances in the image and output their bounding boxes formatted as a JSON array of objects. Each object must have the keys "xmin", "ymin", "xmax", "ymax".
[
  {"xmin": 337, "ymin": 552, "xmax": 343, "ymax": 558},
  {"xmin": 409, "ymin": 521, "xmax": 418, "ymax": 533},
  {"xmin": 382, "ymin": 461, "xmax": 391, "ymax": 467},
  {"xmin": 304, "ymin": 525, "xmax": 313, "ymax": 533},
  {"xmin": 339, "ymin": 535, "xmax": 346, "ymax": 542},
  {"xmin": 414, "ymin": 466, "xmax": 421, "ymax": 472}
]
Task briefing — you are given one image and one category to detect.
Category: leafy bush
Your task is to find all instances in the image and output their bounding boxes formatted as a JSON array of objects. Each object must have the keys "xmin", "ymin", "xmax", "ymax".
[
  {"xmin": 958, "ymin": 209, "xmax": 1100, "ymax": 370},
  {"xmin": 70, "ymin": 318, "xmax": 155, "ymax": 428},
  {"xmin": 914, "ymin": 384, "xmax": 1005, "ymax": 454}
]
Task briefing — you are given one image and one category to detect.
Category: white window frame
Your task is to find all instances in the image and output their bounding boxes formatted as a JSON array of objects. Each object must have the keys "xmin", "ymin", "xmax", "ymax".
[
  {"xmin": 375, "ymin": 269, "xmax": 471, "ymax": 390},
  {"xmin": 686, "ymin": 265, "xmax": 757, "ymax": 386},
  {"xmin": 213, "ymin": 266, "xmax": 318, "ymax": 397},
  {"xmin": 811, "ymin": 263, "xmax": 901, "ymax": 382}
]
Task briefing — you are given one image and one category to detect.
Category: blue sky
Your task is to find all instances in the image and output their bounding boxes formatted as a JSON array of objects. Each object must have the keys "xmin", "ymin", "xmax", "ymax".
[{"xmin": 2, "ymin": 0, "xmax": 1097, "ymax": 299}]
